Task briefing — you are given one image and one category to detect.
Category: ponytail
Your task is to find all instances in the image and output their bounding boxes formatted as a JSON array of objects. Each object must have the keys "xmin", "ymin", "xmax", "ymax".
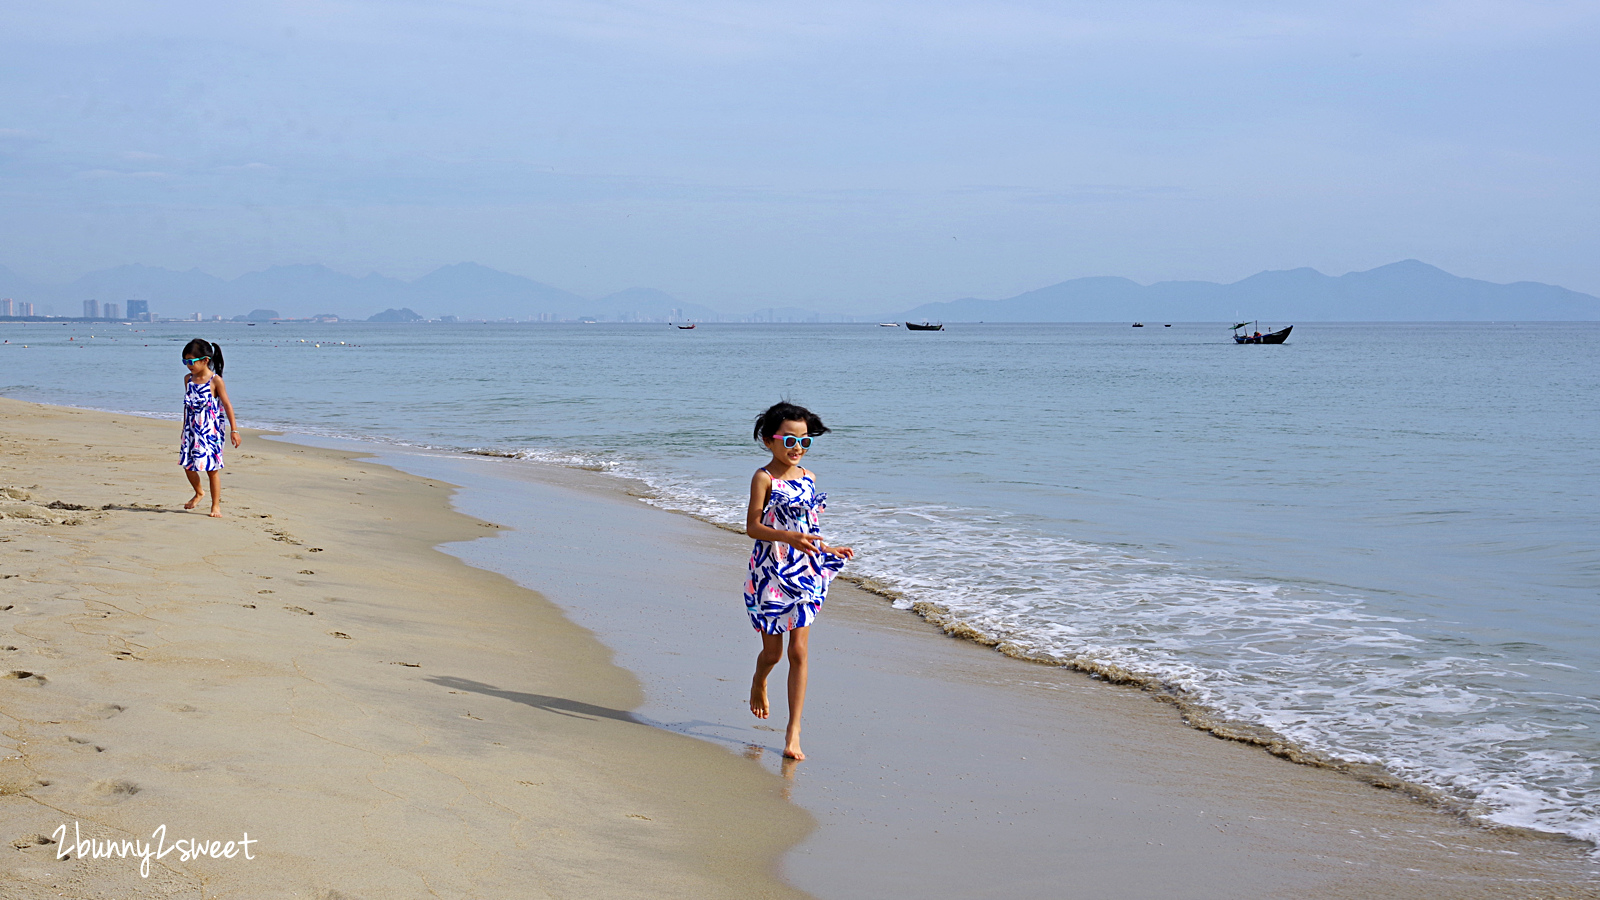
[{"xmin": 211, "ymin": 342, "xmax": 224, "ymax": 376}]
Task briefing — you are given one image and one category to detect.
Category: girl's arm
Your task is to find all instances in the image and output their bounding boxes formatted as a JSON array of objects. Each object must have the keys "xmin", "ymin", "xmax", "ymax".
[
  {"xmin": 212, "ymin": 376, "xmax": 242, "ymax": 448},
  {"xmin": 746, "ymin": 469, "xmax": 822, "ymax": 554}
]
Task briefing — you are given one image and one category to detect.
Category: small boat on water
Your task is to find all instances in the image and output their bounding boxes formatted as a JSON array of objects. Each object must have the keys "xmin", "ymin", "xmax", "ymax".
[
  {"xmin": 677, "ymin": 323, "xmax": 696, "ymax": 329},
  {"xmin": 879, "ymin": 322, "xmax": 900, "ymax": 327},
  {"xmin": 1232, "ymin": 321, "xmax": 1292, "ymax": 344},
  {"xmin": 1132, "ymin": 322, "xmax": 1144, "ymax": 327},
  {"xmin": 905, "ymin": 322, "xmax": 944, "ymax": 331}
]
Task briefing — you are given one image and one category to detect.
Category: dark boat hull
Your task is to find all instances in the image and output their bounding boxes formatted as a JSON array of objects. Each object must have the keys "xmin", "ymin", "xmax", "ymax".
[
  {"xmin": 905, "ymin": 322, "xmax": 944, "ymax": 331},
  {"xmin": 1234, "ymin": 325, "xmax": 1292, "ymax": 344}
]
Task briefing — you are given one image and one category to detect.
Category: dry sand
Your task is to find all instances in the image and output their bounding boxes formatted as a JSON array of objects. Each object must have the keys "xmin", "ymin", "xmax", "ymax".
[{"xmin": 0, "ymin": 398, "xmax": 809, "ymax": 899}]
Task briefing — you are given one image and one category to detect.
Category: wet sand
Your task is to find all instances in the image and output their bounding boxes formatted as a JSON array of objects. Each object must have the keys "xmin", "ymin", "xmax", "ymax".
[
  {"xmin": 363, "ymin": 447, "xmax": 1600, "ymax": 900},
  {"xmin": 0, "ymin": 398, "xmax": 808, "ymax": 899}
]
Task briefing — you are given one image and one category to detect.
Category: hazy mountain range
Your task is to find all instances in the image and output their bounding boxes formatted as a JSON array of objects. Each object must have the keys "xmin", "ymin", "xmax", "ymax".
[
  {"xmin": 1, "ymin": 259, "xmax": 1595, "ymax": 322},
  {"xmin": 902, "ymin": 260, "xmax": 1600, "ymax": 322}
]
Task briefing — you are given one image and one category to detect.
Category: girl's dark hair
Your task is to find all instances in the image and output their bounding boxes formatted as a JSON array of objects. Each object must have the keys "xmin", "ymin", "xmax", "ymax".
[
  {"xmin": 182, "ymin": 338, "xmax": 224, "ymax": 376},
  {"xmin": 753, "ymin": 401, "xmax": 829, "ymax": 444}
]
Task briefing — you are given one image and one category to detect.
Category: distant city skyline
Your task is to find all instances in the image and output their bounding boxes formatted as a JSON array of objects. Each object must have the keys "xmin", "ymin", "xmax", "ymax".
[{"xmin": 3, "ymin": 1, "xmax": 1597, "ymax": 306}]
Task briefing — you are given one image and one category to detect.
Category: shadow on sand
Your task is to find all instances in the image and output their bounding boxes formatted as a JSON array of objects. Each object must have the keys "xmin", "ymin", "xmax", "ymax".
[{"xmin": 426, "ymin": 675, "xmax": 641, "ymax": 724}]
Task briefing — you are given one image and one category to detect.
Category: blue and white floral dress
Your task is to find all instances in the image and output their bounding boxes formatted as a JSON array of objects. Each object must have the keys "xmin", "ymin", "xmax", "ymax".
[
  {"xmin": 744, "ymin": 469, "xmax": 847, "ymax": 634},
  {"xmin": 179, "ymin": 378, "xmax": 226, "ymax": 471}
]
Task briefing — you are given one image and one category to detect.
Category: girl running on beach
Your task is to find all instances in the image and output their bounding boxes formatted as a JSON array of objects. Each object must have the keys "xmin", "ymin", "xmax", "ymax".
[
  {"xmin": 744, "ymin": 401, "xmax": 853, "ymax": 760},
  {"xmin": 178, "ymin": 338, "xmax": 240, "ymax": 517}
]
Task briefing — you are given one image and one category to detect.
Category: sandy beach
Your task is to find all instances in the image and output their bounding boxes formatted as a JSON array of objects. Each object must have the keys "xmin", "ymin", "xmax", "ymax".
[
  {"xmin": 0, "ymin": 398, "xmax": 808, "ymax": 899},
  {"xmin": 4, "ymin": 397, "xmax": 1600, "ymax": 899}
]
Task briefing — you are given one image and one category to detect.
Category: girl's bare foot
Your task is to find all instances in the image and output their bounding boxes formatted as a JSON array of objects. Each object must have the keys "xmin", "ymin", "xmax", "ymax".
[
  {"xmin": 184, "ymin": 493, "xmax": 203, "ymax": 510},
  {"xmin": 208, "ymin": 504, "xmax": 223, "ymax": 518},
  {"xmin": 783, "ymin": 739, "xmax": 805, "ymax": 761},
  {"xmin": 749, "ymin": 677, "xmax": 770, "ymax": 719}
]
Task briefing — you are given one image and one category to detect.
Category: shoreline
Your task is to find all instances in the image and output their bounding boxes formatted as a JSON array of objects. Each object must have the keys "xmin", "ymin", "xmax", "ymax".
[
  {"xmin": 0, "ymin": 398, "xmax": 810, "ymax": 898},
  {"xmin": 337, "ymin": 441, "xmax": 1600, "ymax": 898},
  {"xmin": 456, "ymin": 449, "xmax": 1555, "ymax": 832},
  {"xmin": 25, "ymin": 399, "xmax": 1562, "ymax": 828},
  {"xmin": 5, "ymin": 397, "xmax": 1599, "ymax": 897}
]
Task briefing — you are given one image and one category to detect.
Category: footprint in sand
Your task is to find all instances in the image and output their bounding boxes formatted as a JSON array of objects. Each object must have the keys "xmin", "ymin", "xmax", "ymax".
[
  {"xmin": 61, "ymin": 736, "xmax": 106, "ymax": 753},
  {"xmin": 3, "ymin": 670, "xmax": 47, "ymax": 686},
  {"xmin": 44, "ymin": 500, "xmax": 91, "ymax": 511},
  {"xmin": 283, "ymin": 606, "xmax": 314, "ymax": 616},
  {"xmin": 10, "ymin": 834, "xmax": 55, "ymax": 851},
  {"xmin": 328, "ymin": 631, "xmax": 351, "ymax": 640},
  {"xmin": 265, "ymin": 527, "xmax": 301, "ymax": 545},
  {"xmin": 83, "ymin": 779, "xmax": 140, "ymax": 804}
]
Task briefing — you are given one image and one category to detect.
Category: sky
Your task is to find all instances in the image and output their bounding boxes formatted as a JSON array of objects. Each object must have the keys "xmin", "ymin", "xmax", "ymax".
[{"xmin": 1, "ymin": 0, "xmax": 1597, "ymax": 310}]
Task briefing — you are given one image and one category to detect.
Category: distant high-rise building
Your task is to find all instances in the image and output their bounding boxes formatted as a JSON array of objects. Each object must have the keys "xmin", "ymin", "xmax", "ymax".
[
  {"xmin": 103, "ymin": 302, "xmax": 121, "ymax": 320},
  {"xmin": 193, "ymin": 312, "xmax": 202, "ymax": 321},
  {"xmin": 126, "ymin": 300, "xmax": 149, "ymax": 321},
  {"xmin": 0, "ymin": 298, "xmax": 12, "ymax": 316},
  {"xmin": 84, "ymin": 299, "xmax": 101, "ymax": 318},
  {"xmin": 18, "ymin": 302, "xmax": 35, "ymax": 316}
]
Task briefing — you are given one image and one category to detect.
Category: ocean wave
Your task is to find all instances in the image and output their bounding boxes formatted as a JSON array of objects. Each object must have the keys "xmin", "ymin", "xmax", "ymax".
[{"xmin": 530, "ymin": 451, "xmax": 1600, "ymax": 849}]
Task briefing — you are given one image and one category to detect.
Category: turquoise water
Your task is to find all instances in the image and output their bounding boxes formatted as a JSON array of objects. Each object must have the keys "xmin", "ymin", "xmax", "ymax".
[{"xmin": 4, "ymin": 319, "xmax": 1598, "ymax": 844}]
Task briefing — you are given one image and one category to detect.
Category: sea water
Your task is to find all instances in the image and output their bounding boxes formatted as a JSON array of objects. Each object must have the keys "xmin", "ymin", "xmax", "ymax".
[{"xmin": 3, "ymin": 319, "xmax": 1597, "ymax": 845}]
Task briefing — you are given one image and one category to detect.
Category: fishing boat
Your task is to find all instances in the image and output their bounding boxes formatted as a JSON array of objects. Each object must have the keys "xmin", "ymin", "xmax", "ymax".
[
  {"xmin": 1232, "ymin": 321, "xmax": 1292, "ymax": 344},
  {"xmin": 905, "ymin": 321, "xmax": 944, "ymax": 331},
  {"xmin": 677, "ymin": 323, "xmax": 696, "ymax": 330},
  {"xmin": 879, "ymin": 322, "xmax": 900, "ymax": 327},
  {"xmin": 1132, "ymin": 322, "xmax": 1144, "ymax": 327}
]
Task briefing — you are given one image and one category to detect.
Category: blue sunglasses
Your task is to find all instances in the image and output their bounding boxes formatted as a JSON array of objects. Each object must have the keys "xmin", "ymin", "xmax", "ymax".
[{"xmin": 777, "ymin": 435, "xmax": 814, "ymax": 449}]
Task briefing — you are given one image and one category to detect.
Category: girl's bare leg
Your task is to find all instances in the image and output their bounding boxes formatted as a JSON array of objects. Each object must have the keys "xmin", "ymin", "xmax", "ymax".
[
  {"xmin": 750, "ymin": 632, "xmax": 783, "ymax": 719},
  {"xmin": 207, "ymin": 470, "xmax": 223, "ymax": 517},
  {"xmin": 784, "ymin": 626, "xmax": 809, "ymax": 760},
  {"xmin": 183, "ymin": 470, "xmax": 203, "ymax": 509}
]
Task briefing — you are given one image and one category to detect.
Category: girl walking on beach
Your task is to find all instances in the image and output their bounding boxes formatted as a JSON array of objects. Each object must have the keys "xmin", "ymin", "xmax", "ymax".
[
  {"xmin": 744, "ymin": 402, "xmax": 853, "ymax": 760},
  {"xmin": 178, "ymin": 338, "xmax": 240, "ymax": 517}
]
